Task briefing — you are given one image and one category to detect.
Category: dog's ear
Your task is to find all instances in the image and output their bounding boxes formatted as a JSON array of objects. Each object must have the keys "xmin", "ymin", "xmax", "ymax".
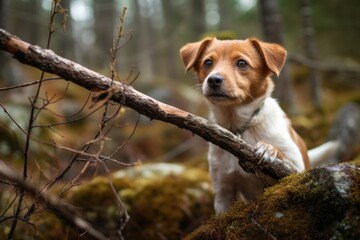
[
  {"xmin": 249, "ymin": 38, "xmax": 287, "ymax": 76},
  {"xmin": 180, "ymin": 38, "xmax": 214, "ymax": 72}
]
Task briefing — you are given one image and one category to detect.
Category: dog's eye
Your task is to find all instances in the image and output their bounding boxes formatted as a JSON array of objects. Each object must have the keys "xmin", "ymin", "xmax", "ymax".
[
  {"xmin": 204, "ymin": 59, "xmax": 213, "ymax": 68},
  {"xmin": 237, "ymin": 59, "xmax": 248, "ymax": 69}
]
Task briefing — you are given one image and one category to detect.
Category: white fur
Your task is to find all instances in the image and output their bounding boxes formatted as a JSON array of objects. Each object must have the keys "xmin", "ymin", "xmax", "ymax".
[{"xmin": 207, "ymin": 83, "xmax": 306, "ymax": 213}]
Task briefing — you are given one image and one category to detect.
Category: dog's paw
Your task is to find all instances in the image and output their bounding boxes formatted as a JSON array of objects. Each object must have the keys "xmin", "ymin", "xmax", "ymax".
[{"xmin": 254, "ymin": 141, "xmax": 281, "ymax": 163}]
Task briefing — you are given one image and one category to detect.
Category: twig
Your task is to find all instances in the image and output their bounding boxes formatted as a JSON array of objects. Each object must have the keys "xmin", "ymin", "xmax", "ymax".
[
  {"xmin": 288, "ymin": 53, "xmax": 360, "ymax": 74},
  {"xmin": 0, "ymin": 161, "xmax": 107, "ymax": 240},
  {"xmin": 6, "ymin": 2, "xmax": 69, "ymax": 237},
  {"xmin": 0, "ymin": 103, "xmax": 28, "ymax": 135},
  {"xmin": 7, "ymin": 1, "xmax": 61, "ymax": 237},
  {"xmin": 0, "ymin": 77, "xmax": 62, "ymax": 92},
  {"xmin": 108, "ymin": 113, "xmax": 141, "ymax": 158},
  {"xmin": 94, "ymin": 8, "xmax": 133, "ymax": 237},
  {"xmin": 32, "ymin": 99, "xmax": 103, "ymax": 129},
  {"xmin": 108, "ymin": 174, "xmax": 130, "ymax": 240}
]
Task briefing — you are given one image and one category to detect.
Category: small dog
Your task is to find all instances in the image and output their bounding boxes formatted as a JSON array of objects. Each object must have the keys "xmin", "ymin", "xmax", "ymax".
[{"xmin": 180, "ymin": 38, "xmax": 338, "ymax": 213}]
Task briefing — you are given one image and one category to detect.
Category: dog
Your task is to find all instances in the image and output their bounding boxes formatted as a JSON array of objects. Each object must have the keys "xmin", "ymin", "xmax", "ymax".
[{"xmin": 180, "ymin": 37, "xmax": 339, "ymax": 213}]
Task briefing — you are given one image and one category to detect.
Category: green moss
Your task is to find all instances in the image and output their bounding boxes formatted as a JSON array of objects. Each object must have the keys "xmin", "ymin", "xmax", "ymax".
[
  {"xmin": 186, "ymin": 163, "xmax": 360, "ymax": 240},
  {"xmin": 66, "ymin": 163, "xmax": 213, "ymax": 240},
  {"xmin": 124, "ymin": 176, "xmax": 200, "ymax": 239}
]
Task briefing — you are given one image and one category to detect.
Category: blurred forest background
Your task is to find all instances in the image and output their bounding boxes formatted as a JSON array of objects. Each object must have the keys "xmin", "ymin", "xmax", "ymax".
[
  {"xmin": 1, "ymin": 0, "xmax": 360, "ymax": 159},
  {"xmin": 0, "ymin": 0, "xmax": 360, "ymax": 239}
]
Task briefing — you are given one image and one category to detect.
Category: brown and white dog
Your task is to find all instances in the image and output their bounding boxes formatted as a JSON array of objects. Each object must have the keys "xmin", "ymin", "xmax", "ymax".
[{"xmin": 180, "ymin": 38, "xmax": 339, "ymax": 213}]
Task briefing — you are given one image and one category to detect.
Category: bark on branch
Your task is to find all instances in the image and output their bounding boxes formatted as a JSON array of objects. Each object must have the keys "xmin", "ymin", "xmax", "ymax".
[{"xmin": 0, "ymin": 28, "xmax": 296, "ymax": 180}]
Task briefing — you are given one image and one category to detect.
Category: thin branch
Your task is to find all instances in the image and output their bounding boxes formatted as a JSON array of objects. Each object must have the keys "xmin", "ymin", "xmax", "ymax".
[
  {"xmin": 109, "ymin": 113, "xmax": 141, "ymax": 158},
  {"xmin": 32, "ymin": 100, "xmax": 103, "ymax": 129},
  {"xmin": 22, "ymin": 0, "xmax": 58, "ymax": 180},
  {"xmin": 288, "ymin": 53, "xmax": 360, "ymax": 74},
  {"xmin": 108, "ymin": 174, "xmax": 130, "ymax": 240},
  {"xmin": 50, "ymin": 134, "xmax": 136, "ymax": 167},
  {"xmin": 0, "ymin": 161, "xmax": 107, "ymax": 240},
  {"xmin": 0, "ymin": 77, "xmax": 62, "ymax": 92},
  {"xmin": 0, "ymin": 195, "xmax": 17, "ymax": 221},
  {"xmin": 6, "ymin": 2, "xmax": 69, "ymax": 236},
  {"xmin": 40, "ymin": 92, "xmax": 91, "ymax": 120},
  {"xmin": 0, "ymin": 103, "xmax": 28, "ymax": 135}
]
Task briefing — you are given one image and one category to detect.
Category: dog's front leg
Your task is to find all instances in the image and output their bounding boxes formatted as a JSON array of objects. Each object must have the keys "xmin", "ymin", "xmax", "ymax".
[
  {"xmin": 211, "ymin": 171, "xmax": 238, "ymax": 214},
  {"xmin": 208, "ymin": 144, "xmax": 240, "ymax": 214},
  {"xmin": 254, "ymin": 141, "xmax": 300, "ymax": 172}
]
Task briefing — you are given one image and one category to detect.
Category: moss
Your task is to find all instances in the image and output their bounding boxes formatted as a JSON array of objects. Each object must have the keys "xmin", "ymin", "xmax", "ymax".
[
  {"xmin": 186, "ymin": 162, "xmax": 360, "ymax": 240},
  {"xmin": 331, "ymin": 207, "xmax": 360, "ymax": 240},
  {"xmin": 0, "ymin": 163, "xmax": 212, "ymax": 239},
  {"xmin": 4, "ymin": 164, "xmax": 212, "ymax": 239},
  {"xmin": 350, "ymin": 160, "xmax": 360, "ymax": 202},
  {"xmin": 66, "ymin": 163, "xmax": 213, "ymax": 240},
  {"xmin": 0, "ymin": 209, "xmax": 69, "ymax": 240},
  {"xmin": 123, "ymin": 176, "xmax": 205, "ymax": 239}
]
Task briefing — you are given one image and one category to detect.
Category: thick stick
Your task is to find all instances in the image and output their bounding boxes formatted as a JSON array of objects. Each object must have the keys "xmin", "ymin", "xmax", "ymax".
[{"xmin": 0, "ymin": 28, "xmax": 296, "ymax": 180}]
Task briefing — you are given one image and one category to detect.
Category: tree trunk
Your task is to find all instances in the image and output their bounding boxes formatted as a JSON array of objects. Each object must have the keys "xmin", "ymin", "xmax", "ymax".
[
  {"xmin": 11, "ymin": 0, "xmax": 42, "ymax": 45},
  {"xmin": 258, "ymin": 0, "xmax": 296, "ymax": 114},
  {"xmin": 133, "ymin": 0, "xmax": 155, "ymax": 81},
  {"xmin": 0, "ymin": 0, "xmax": 6, "ymax": 82},
  {"xmin": 0, "ymin": 0, "xmax": 22, "ymax": 85},
  {"xmin": 161, "ymin": 0, "xmax": 179, "ymax": 80},
  {"xmin": 299, "ymin": 0, "xmax": 323, "ymax": 110},
  {"xmin": 58, "ymin": 0, "xmax": 75, "ymax": 61},
  {"xmin": 0, "ymin": 0, "xmax": 5, "ymax": 29},
  {"xmin": 93, "ymin": 0, "xmax": 116, "ymax": 68},
  {"xmin": 189, "ymin": 0, "xmax": 206, "ymax": 38},
  {"xmin": 218, "ymin": 0, "xmax": 234, "ymax": 30}
]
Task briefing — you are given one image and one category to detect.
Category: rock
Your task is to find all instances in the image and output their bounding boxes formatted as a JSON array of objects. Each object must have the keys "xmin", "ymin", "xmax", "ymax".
[
  {"xmin": 328, "ymin": 102, "xmax": 360, "ymax": 163},
  {"xmin": 68, "ymin": 163, "xmax": 214, "ymax": 240},
  {"xmin": 185, "ymin": 160, "xmax": 360, "ymax": 240}
]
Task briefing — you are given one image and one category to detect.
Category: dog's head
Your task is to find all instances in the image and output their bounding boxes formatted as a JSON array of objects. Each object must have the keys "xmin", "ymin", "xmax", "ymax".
[{"xmin": 180, "ymin": 38, "xmax": 286, "ymax": 105}]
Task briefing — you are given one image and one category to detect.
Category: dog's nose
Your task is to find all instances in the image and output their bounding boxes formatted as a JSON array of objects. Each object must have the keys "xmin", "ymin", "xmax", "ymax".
[{"xmin": 207, "ymin": 75, "xmax": 224, "ymax": 89}]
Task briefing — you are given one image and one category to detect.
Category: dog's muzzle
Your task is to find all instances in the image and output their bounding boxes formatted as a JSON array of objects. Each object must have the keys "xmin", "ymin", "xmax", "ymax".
[{"xmin": 203, "ymin": 74, "xmax": 233, "ymax": 101}]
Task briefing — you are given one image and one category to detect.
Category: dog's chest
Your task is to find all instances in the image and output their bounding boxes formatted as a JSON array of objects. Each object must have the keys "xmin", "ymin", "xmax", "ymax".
[
  {"xmin": 211, "ymin": 109, "xmax": 268, "ymax": 146},
  {"xmin": 208, "ymin": 122, "xmax": 277, "ymax": 179},
  {"xmin": 208, "ymin": 112, "xmax": 268, "ymax": 174}
]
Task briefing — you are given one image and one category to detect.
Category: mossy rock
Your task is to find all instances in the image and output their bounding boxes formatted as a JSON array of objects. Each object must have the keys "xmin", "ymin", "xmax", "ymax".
[
  {"xmin": 186, "ymin": 160, "xmax": 360, "ymax": 240},
  {"xmin": 67, "ymin": 163, "xmax": 213, "ymax": 239}
]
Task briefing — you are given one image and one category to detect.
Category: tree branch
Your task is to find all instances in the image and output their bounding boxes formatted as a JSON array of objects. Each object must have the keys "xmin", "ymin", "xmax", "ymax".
[
  {"xmin": 288, "ymin": 53, "xmax": 360, "ymax": 75},
  {"xmin": 0, "ymin": 28, "xmax": 296, "ymax": 180}
]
